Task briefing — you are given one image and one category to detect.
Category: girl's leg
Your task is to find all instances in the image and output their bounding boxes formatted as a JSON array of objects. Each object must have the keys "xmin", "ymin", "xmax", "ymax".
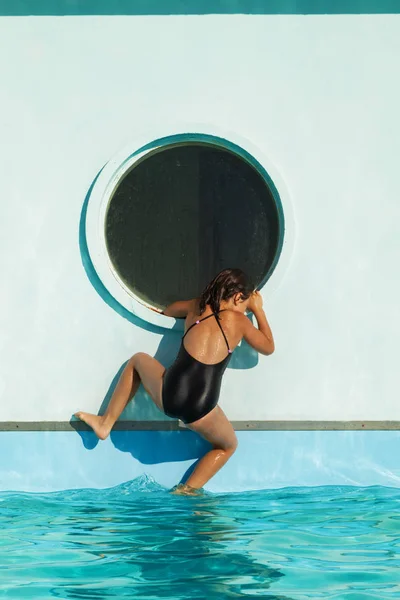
[
  {"xmin": 180, "ymin": 406, "xmax": 238, "ymax": 490},
  {"xmin": 74, "ymin": 353, "xmax": 165, "ymax": 440}
]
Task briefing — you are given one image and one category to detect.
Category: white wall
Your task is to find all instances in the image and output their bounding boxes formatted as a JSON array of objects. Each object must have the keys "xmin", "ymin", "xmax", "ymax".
[{"xmin": 0, "ymin": 15, "xmax": 399, "ymax": 421}]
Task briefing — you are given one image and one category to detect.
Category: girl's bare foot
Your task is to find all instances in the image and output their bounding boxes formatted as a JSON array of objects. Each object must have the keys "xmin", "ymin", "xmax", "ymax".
[
  {"xmin": 170, "ymin": 483, "xmax": 203, "ymax": 496},
  {"xmin": 74, "ymin": 412, "xmax": 111, "ymax": 440}
]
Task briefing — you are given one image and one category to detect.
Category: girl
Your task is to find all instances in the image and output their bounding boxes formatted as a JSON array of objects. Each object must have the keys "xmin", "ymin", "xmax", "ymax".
[{"xmin": 75, "ymin": 268, "xmax": 274, "ymax": 493}]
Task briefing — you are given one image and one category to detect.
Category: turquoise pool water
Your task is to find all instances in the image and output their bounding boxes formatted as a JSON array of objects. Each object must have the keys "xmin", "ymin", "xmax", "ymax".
[{"xmin": 0, "ymin": 476, "xmax": 399, "ymax": 599}]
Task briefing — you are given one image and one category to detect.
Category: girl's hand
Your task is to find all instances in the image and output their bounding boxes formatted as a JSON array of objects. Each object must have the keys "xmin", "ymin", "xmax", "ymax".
[{"xmin": 247, "ymin": 291, "xmax": 263, "ymax": 313}]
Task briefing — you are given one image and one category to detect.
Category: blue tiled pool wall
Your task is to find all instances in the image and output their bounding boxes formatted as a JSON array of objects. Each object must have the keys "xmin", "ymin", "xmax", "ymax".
[{"xmin": 1, "ymin": 430, "xmax": 399, "ymax": 493}]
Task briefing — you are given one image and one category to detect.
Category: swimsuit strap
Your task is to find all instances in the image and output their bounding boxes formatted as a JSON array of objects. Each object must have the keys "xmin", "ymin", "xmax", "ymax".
[
  {"xmin": 182, "ymin": 310, "xmax": 232, "ymax": 354},
  {"xmin": 214, "ymin": 312, "xmax": 231, "ymax": 353},
  {"xmin": 182, "ymin": 312, "xmax": 216, "ymax": 339}
]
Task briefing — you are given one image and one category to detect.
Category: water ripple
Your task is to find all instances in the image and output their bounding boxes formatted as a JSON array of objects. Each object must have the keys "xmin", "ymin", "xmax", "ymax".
[{"xmin": 0, "ymin": 477, "xmax": 399, "ymax": 599}]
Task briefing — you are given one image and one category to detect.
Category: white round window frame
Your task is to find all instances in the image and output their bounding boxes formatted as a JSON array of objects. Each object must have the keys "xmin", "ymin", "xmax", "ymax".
[{"xmin": 85, "ymin": 128, "xmax": 295, "ymax": 330}]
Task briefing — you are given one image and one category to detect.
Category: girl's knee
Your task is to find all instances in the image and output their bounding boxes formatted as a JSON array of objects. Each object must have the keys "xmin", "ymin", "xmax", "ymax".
[
  {"xmin": 217, "ymin": 435, "xmax": 238, "ymax": 455},
  {"xmin": 130, "ymin": 352, "xmax": 149, "ymax": 367},
  {"xmin": 228, "ymin": 436, "xmax": 238, "ymax": 454}
]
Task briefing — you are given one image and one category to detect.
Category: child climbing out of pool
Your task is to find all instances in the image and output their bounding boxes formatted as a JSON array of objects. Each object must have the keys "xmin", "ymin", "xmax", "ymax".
[{"xmin": 75, "ymin": 268, "xmax": 274, "ymax": 494}]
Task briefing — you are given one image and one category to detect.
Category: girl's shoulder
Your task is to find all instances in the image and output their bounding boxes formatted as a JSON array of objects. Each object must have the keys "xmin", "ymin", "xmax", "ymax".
[{"xmin": 220, "ymin": 309, "xmax": 247, "ymax": 328}]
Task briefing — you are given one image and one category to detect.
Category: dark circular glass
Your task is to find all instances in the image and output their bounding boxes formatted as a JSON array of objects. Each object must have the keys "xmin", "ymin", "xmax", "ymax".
[{"xmin": 105, "ymin": 143, "xmax": 282, "ymax": 310}]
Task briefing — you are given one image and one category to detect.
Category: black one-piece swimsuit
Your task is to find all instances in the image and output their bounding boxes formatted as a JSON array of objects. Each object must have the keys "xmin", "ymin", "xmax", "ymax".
[{"xmin": 162, "ymin": 311, "xmax": 233, "ymax": 424}]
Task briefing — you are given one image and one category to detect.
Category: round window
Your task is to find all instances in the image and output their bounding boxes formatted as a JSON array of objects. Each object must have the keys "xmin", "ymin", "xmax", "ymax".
[{"xmin": 104, "ymin": 142, "xmax": 282, "ymax": 311}]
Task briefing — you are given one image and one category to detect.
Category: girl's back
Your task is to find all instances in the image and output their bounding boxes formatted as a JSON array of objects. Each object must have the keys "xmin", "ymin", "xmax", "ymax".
[
  {"xmin": 162, "ymin": 307, "xmax": 233, "ymax": 425},
  {"xmin": 182, "ymin": 303, "xmax": 244, "ymax": 365}
]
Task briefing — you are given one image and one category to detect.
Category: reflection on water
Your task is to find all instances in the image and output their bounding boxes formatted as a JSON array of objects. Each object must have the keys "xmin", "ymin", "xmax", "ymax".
[{"xmin": 1, "ymin": 476, "xmax": 399, "ymax": 599}]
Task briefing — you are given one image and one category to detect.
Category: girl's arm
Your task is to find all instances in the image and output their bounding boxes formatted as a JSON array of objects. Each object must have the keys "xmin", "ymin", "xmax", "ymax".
[
  {"xmin": 162, "ymin": 299, "xmax": 196, "ymax": 319},
  {"xmin": 242, "ymin": 293, "xmax": 275, "ymax": 355}
]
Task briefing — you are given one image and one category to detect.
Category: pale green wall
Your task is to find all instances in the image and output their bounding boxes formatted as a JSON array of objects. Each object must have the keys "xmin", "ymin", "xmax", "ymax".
[{"xmin": 0, "ymin": 14, "xmax": 399, "ymax": 422}]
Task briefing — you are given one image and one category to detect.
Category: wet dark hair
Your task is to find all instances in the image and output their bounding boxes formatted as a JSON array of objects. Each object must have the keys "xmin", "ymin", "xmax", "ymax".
[{"xmin": 199, "ymin": 268, "xmax": 255, "ymax": 315}]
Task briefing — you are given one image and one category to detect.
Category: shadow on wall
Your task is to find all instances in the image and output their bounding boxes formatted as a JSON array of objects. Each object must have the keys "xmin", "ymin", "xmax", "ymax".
[{"xmin": 76, "ymin": 172, "xmax": 260, "ymax": 482}]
